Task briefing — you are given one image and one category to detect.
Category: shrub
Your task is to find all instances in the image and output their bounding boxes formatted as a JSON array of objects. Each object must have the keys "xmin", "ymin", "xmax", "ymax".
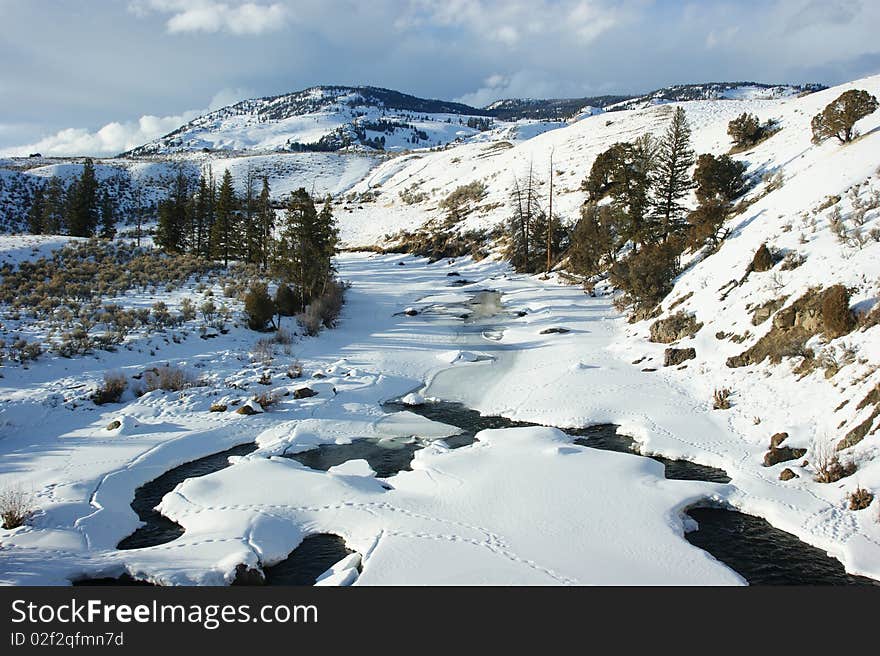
[
  {"xmin": 821, "ymin": 284, "xmax": 854, "ymax": 338},
  {"xmin": 253, "ymin": 391, "xmax": 281, "ymax": 410},
  {"xmin": 179, "ymin": 297, "xmax": 196, "ymax": 322},
  {"xmin": 813, "ymin": 440, "xmax": 857, "ymax": 483},
  {"xmin": 693, "ymin": 154, "xmax": 747, "ymax": 204},
  {"xmin": 0, "ymin": 486, "xmax": 34, "ymax": 529},
  {"xmin": 142, "ymin": 365, "xmax": 197, "ymax": 392},
  {"xmin": 609, "ymin": 241, "xmax": 681, "ymax": 313},
  {"xmin": 811, "ymin": 89, "xmax": 879, "ymax": 144},
  {"xmin": 274, "ymin": 284, "xmax": 299, "ymax": 317},
  {"xmin": 287, "ymin": 361, "xmax": 303, "ymax": 379},
  {"xmin": 713, "ymin": 388, "xmax": 732, "ymax": 409},
  {"xmin": 299, "ymin": 279, "xmax": 348, "ymax": 335},
  {"xmin": 244, "ymin": 282, "xmax": 275, "ymax": 331},
  {"xmin": 92, "ymin": 370, "xmax": 127, "ymax": 405},
  {"xmin": 439, "ymin": 181, "xmax": 487, "ymax": 217},
  {"xmin": 252, "ymin": 338, "xmax": 275, "ymax": 364},
  {"xmin": 848, "ymin": 485, "xmax": 873, "ymax": 511},
  {"xmin": 727, "ymin": 112, "xmax": 764, "ymax": 148}
]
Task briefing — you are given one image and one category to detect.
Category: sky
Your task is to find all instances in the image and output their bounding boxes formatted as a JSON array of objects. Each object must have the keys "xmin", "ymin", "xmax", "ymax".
[{"xmin": 1, "ymin": 0, "xmax": 879, "ymax": 156}]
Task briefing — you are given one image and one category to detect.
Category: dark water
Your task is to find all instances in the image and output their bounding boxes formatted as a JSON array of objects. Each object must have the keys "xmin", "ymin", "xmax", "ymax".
[
  {"xmin": 264, "ymin": 534, "xmax": 355, "ymax": 586},
  {"xmin": 384, "ymin": 399, "xmax": 731, "ymax": 483},
  {"xmin": 283, "ymin": 437, "xmax": 424, "ymax": 478},
  {"xmin": 685, "ymin": 508, "xmax": 879, "ymax": 586},
  {"xmin": 117, "ymin": 442, "xmax": 258, "ymax": 550},
  {"xmin": 72, "ymin": 573, "xmax": 155, "ymax": 586},
  {"xmin": 386, "ymin": 398, "xmax": 876, "ymax": 585}
]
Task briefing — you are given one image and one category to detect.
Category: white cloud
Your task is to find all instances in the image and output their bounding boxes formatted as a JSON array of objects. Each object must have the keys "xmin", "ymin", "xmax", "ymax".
[
  {"xmin": 1, "ymin": 87, "xmax": 252, "ymax": 157},
  {"xmin": 395, "ymin": 0, "xmax": 624, "ymax": 45},
  {"xmin": 131, "ymin": 0, "xmax": 289, "ymax": 35}
]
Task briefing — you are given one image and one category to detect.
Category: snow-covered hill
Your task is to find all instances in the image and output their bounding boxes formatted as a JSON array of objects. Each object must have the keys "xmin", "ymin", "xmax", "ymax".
[{"xmin": 126, "ymin": 86, "xmax": 496, "ymax": 156}]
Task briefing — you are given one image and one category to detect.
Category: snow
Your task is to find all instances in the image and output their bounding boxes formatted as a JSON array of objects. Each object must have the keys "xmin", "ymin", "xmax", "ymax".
[{"xmin": 2, "ymin": 74, "xmax": 880, "ymax": 586}]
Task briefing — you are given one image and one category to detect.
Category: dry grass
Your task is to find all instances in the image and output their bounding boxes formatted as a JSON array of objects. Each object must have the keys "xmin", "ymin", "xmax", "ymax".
[
  {"xmin": 0, "ymin": 486, "xmax": 34, "ymax": 529},
  {"xmin": 92, "ymin": 370, "xmax": 128, "ymax": 405},
  {"xmin": 142, "ymin": 365, "xmax": 198, "ymax": 393},
  {"xmin": 813, "ymin": 439, "xmax": 857, "ymax": 483},
  {"xmin": 713, "ymin": 388, "xmax": 732, "ymax": 410},
  {"xmin": 848, "ymin": 485, "xmax": 874, "ymax": 511},
  {"xmin": 253, "ymin": 391, "xmax": 281, "ymax": 410}
]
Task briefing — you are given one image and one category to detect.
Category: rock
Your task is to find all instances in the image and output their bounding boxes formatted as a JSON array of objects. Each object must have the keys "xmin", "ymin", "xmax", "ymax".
[
  {"xmin": 446, "ymin": 272, "xmax": 460, "ymax": 277},
  {"xmin": 235, "ymin": 402, "xmax": 260, "ymax": 415},
  {"xmin": 751, "ymin": 243, "xmax": 774, "ymax": 272},
  {"xmin": 516, "ymin": 310, "xmax": 528, "ymax": 317},
  {"xmin": 312, "ymin": 372, "xmax": 326, "ymax": 379},
  {"xmin": 779, "ymin": 468, "xmax": 798, "ymax": 481},
  {"xmin": 230, "ymin": 563, "xmax": 265, "ymax": 586},
  {"xmin": 209, "ymin": 403, "xmax": 227, "ymax": 413},
  {"xmin": 763, "ymin": 446, "xmax": 807, "ymax": 467},
  {"xmin": 649, "ymin": 312, "xmax": 702, "ymax": 344},
  {"xmin": 404, "ymin": 308, "xmax": 419, "ymax": 316},
  {"xmin": 769, "ymin": 432, "xmax": 788, "ymax": 448},
  {"xmin": 540, "ymin": 327, "xmax": 570, "ymax": 335},
  {"xmin": 664, "ymin": 347, "xmax": 696, "ymax": 367},
  {"xmin": 397, "ymin": 261, "xmax": 406, "ymax": 266},
  {"xmin": 293, "ymin": 387, "xmax": 318, "ymax": 399},
  {"xmin": 106, "ymin": 419, "xmax": 121, "ymax": 431}
]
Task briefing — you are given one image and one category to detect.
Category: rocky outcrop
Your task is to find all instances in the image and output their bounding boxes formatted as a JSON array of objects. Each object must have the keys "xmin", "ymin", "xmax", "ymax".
[
  {"xmin": 664, "ymin": 347, "xmax": 696, "ymax": 367},
  {"xmin": 649, "ymin": 312, "xmax": 702, "ymax": 344},
  {"xmin": 763, "ymin": 446, "xmax": 807, "ymax": 467},
  {"xmin": 293, "ymin": 387, "xmax": 318, "ymax": 399}
]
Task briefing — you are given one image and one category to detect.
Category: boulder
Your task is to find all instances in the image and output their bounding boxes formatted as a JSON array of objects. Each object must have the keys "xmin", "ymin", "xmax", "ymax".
[
  {"xmin": 649, "ymin": 312, "xmax": 702, "ymax": 344},
  {"xmin": 779, "ymin": 468, "xmax": 798, "ymax": 481},
  {"xmin": 769, "ymin": 432, "xmax": 789, "ymax": 449},
  {"xmin": 540, "ymin": 327, "xmax": 570, "ymax": 335},
  {"xmin": 763, "ymin": 446, "xmax": 807, "ymax": 467},
  {"xmin": 230, "ymin": 563, "xmax": 265, "ymax": 586},
  {"xmin": 209, "ymin": 402, "xmax": 227, "ymax": 413},
  {"xmin": 664, "ymin": 347, "xmax": 696, "ymax": 367},
  {"xmin": 106, "ymin": 419, "xmax": 121, "ymax": 431},
  {"xmin": 293, "ymin": 387, "xmax": 318, "ymax": 399}
]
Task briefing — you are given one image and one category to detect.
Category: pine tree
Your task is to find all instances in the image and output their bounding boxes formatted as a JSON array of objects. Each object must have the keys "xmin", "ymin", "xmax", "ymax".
[
  {"xmin": 155, "ymin": 168, "xmax": 189, "ymax": 253},
  {"xmin": 273, "ymin": 188, "xmax": 327, "ymax": 307},
  {"xmin": 650, "ymin": 107, "xmax": 694, "ymax": 243},
  {"xmin": 28, "ymin": 183, "xmax": 45, "ymax": 234},
  {"xmin": 243, "ymin": 166, "xmax": 260, "ymax": 264},
  {"xmin": 99, "ymin": 189, "xmax": 116, "ymax": 239},
  {"xmin": 255, "ymin": 177, "xmax": 274, "ymax": 270},
  {"xmin": 41, "ymin": 176, "xmax": 66, "ymax": 234},
  {"xmin": 210, "ymin": 169, "xmax": 237, "ymax": 266},
  {"xmin": 66, "ymin": 158, "xmax": 100, "ymax": 237}
]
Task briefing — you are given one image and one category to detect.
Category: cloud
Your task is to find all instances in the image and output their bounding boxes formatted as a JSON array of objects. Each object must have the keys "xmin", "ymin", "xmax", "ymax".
[
  {"xmin": 130, "ymin": 0, "xmax": 289, "ymax": 35},
  {"xmin": 394, "ymin": 0, "xmax": 624, "ymax": 45},
  {"xmin": 2, "ymin": 87, "xmax": 252, "ymax": 157}
]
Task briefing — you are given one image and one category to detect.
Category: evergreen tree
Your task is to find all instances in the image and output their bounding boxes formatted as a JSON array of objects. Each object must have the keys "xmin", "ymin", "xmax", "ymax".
[
  {"xmin": 650, "ymin": 108, "xmax": 694, "ymax": 244},
  {"xmin": 99, "ymin": 189, "xmax": 116, "ymax": 239},
  {"xmin": 811, "ymin": 89, "xmax": 879, "ymax": 144},
  {"xmin": 569, "ymin": 201, "xmax": 618, "ymax": 280},
  {"xmin": 316, "ymin": 195, "xmax": 339, "ymax": 279},
  {"xmin": 210, "ymin": 169, "xmax": 237, "ymax": 266},
  {"xmin": 255, "ymin": 177, "xmax": 275, "ymax": 270},
  {"xmin": 41, "ymin": 176, "xmax": 66, "ymax": 234},
  {"xmin": 155, "ymin": 168, "xmax": 189, "ymax": 253},
  {"xmin": 66, "ymin": 158, "xmax": 100, "ymax": 237},
  {"xmin": 28, "ymin": 183, "xmax": 45, "ymax": 234},
  {"xmin": 273, "ymin": 188, "xmax": 330, "ymax": 307},
  {"xmin": 193, "ymin": 173, "xmax": 215, "ymax": 258}
]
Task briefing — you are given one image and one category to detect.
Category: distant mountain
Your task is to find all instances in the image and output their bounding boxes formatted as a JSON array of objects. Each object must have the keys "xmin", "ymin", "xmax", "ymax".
[
  {"xmin": 484, "ymin": 96, "xmax": 631, "ymax": 121},
  {"xmin": 607, "ymin": 81, "xmax": 826, "ymax": 111},
  {"xmin": 125, "ymin": 86, "xmax": 494, "ymax": 157},
  {"xmin": 124, "ymin": 81, "xmax": 827, "ymax": 157}
]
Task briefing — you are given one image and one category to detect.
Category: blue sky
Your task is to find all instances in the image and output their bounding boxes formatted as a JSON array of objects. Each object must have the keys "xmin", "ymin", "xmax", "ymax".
[{"xmin": 1, "ymin": 0, "xmax": 878, "ymax": 156}]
